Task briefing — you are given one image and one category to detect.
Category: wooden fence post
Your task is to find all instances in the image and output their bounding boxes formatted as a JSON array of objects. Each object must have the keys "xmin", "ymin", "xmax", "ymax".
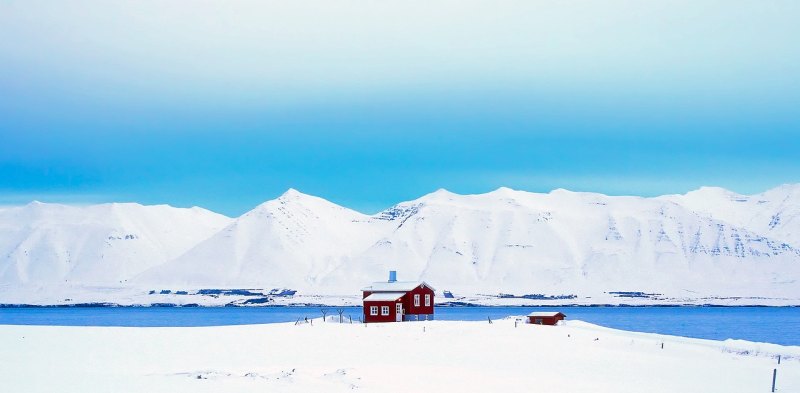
[{"xmin": 772, "ymin": 368, "xmax": 777, "ymax": 392}]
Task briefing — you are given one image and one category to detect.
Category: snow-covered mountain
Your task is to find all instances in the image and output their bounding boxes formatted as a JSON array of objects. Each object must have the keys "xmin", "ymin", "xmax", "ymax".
[
  {"xmin": 132, "ymin": 186, "xmax": 800, "ymax": 299},
  {"xmin": 2, "ymin": 186, "xmax": 799, "ymax": 304},
  {"xmin": 660, "ymin": 184, "xmax": 800, "ymax": 246},
  {"xmin": 0, "ymin": 202, "xmax": 231, "ymax": 289},
  {"xmin": 134, "ymin": 189, "xmax": 391, "ymax": 290}
]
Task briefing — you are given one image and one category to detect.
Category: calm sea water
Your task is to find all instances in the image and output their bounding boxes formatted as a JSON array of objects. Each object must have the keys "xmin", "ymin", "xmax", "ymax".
[{"xmin": 0, "ymin": 306, "xmax": 797, "ymax": 346}]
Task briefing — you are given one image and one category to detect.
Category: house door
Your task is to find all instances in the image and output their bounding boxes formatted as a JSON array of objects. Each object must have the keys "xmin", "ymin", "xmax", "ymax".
[{"xmin": 396, "ymin": 303, "xmax": 403, "ymax": 322}]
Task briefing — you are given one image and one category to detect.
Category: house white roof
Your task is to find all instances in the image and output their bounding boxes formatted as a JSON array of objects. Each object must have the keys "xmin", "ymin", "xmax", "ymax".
[
  {"xmin": 527, "ymin": 312, "xmax": 565, "ymax": 317},
  {"xmin": 361, "ymin": 281, "xmax": 435, "ymax": 292},
  {"xmin": 363, "ymin": 292, "xmax": 407, "ymax": 302}
]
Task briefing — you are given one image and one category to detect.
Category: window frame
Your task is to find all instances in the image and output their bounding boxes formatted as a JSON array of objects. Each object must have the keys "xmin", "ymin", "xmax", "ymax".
[
  {"xmin": 425, "ymin": 294, "xmax": 431, "ymax": 307},
  {"xmin": 414, "ymin": 294, "xmax": 420, "ymax": 307},
  {"xmin": 370, "ymin": 306, "xmax": 378, "ymax": 316},
  {"xmin": 381, "ymin": 306, "xmax": 390, "ymax": 316}
]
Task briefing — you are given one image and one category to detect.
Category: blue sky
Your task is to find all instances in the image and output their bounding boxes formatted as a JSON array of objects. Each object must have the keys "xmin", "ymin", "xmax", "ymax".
[{"xmin": 1, "ymin": 1, "xmax": 799, "ymax": 216}]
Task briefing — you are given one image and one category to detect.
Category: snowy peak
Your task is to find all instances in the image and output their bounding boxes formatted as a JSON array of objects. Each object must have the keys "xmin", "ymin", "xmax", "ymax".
[
  {"xmin": 133, "ymin": 189, "xmax": 382, "ymax": 289},
  {"xmin": 668, "ymin": 184, "xmax": 800, "ymax": 203},
  {"xmin": 761, "ymin": 183, "xmax": 800, "ymax": 201},
  {"xmin": 661, "ymin": 183, "xmax": 800, "ymax": 246},
  {"xmin": 0, "ymin": 202, "xmax": 231, "ymax": 287},
  {"xmin": 278, "ymin": 187, "xmax": 315, "ymax": 201},
  {"xmin": 672, "ymin": 186, "xmax": 748, "ymax": 205},
  {"xmin": 490, "ymin": 186, "xmax": 516, "ymax": 194},
  {"xmin": 414, "ymin": 188, "xmax": 458, "ymax": 202},
  {"xmin": 249, "ymin": 188, "xmax": 365, "ymax": 218}
]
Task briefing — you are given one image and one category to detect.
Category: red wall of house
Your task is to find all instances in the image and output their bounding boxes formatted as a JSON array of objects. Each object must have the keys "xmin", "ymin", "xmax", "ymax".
[
  {"xmin": 363, "ymin": 300, "xmax": 400, "ymax": 323},
  {"xmin": 401, "ymin": 285, "xmax": 435, "ymax": 316},
  {"xmin": 527, "ymin": 314, "xmax": 565, "ymax": 325}
]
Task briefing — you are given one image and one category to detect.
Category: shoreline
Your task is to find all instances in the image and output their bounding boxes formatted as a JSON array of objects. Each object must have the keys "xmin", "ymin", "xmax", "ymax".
[{"xmin": 2, "ymin": 302, "xmax": 798, "ymax": 308}]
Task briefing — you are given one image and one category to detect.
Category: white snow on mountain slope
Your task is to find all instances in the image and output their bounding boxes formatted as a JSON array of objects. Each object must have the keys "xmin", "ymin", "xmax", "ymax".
[
  {"xmin": 0, "ymin": 202, "xmax": 231, "ymax": 288},
  {"xmin": 661, "ymin": 184, "xmax": 800, "ymax": 246},
  {"xmin": 355, "ymin": 187, "xmax": 800, "ymax": 296},
  {"xmin": 133, "ymin": 186, "xmax": 800, "ymax": 298},
  {"xmin": 133, "ymin": 189, "xmax": 395, "ymax": 289}
]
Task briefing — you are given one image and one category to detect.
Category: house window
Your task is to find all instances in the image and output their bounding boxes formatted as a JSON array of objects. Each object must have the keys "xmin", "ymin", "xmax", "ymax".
[
  {"xmin": 414, "ymin": 294, "xmax": 420, "ymax": 307},
  {"xmin": 534, "ymin": 318, "xmax": 543, "ymax": 324},
  {"xmin": 370, "ymin": 306, "xmax": 378, "ymax": 316},
  {"xmin": 425, "ymin": 294, "xmax": 431, "ymax": 307},
  {"xmin": 381, "ymin": 306, "xmax": 390, "ymax": 316}
]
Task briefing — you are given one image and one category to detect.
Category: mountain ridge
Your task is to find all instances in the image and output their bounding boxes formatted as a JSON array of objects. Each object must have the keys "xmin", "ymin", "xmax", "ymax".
[
  {"xmin": 1, "ymin": 184, "xmax": 798, "ymax": 302},
  {"xmin": 134, "ymin": 184, "xmax": 800, "ymax": 297}
]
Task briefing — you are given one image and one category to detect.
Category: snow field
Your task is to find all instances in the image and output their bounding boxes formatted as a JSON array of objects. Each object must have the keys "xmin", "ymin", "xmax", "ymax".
[{"xmin": 1, "ymin": 318, "xmax": 797, "ymax": 393}]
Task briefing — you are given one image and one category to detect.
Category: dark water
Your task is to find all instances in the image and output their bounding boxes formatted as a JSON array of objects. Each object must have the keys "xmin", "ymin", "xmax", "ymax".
[{"xmin": 0, "ymin": 306, "xmax": 797, "ymax": 346}]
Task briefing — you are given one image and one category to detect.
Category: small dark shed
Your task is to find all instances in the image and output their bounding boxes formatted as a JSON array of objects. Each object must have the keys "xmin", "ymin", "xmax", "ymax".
[{"xmin": 527, "ymin": 311, "xmax": 566, "ymax": 325}]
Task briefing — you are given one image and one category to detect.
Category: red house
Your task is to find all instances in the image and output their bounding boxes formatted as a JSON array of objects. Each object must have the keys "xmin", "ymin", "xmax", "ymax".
[
  {"xmin": 527, "ymin": 311, "xmax": 566, "ymax": 325},
  {"xmin": 362, "ymin": 271, "xmax": 435, "ymax": 323}
]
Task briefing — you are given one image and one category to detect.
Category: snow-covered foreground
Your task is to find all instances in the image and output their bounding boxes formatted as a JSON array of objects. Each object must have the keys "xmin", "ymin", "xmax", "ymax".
[{"xmin": 2, "ymin": 319, "xmax": 798, "ymax": 392}]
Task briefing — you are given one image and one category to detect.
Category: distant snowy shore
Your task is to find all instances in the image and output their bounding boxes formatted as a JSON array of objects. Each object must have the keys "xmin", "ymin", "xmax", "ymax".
[
  {"xmin": 2, "ymin": 287, "xmax": 799, "ymax": 307},
  {"xmin": 2, "ymin": 318, "xmax": 798, "ymax": 392}
]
